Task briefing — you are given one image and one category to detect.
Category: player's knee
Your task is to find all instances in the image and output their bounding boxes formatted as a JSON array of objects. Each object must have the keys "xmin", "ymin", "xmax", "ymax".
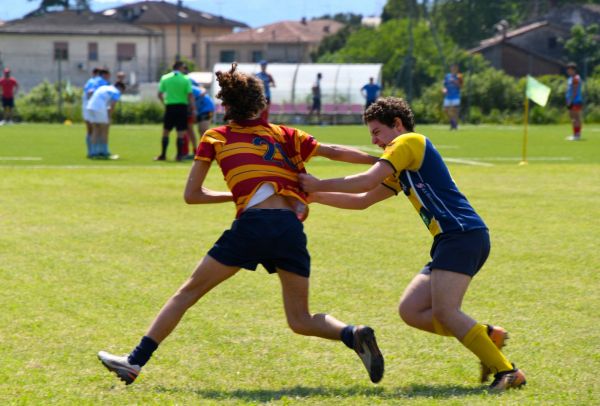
[
  {"xmin": 286, "ymin": 314, "xmax": 311, "ymax": 335},
  {"xmin": 398, "ymin": 299, "xmax": 420, "ymax": 326},
  {"xmin": 431, "ymin": 306, "xmax": 454, "ymax": 326}
]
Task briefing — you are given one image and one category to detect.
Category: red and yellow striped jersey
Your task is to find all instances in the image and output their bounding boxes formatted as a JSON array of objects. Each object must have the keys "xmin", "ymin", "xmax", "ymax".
[{"xmin": 195, "ymin": 118, "xmax": 319, "ymax": 219}]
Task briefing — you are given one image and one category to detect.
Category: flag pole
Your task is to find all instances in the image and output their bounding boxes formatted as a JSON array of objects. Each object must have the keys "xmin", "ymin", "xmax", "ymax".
[{"xmin": 520, "ymin": 96, "xmax": 529, "ymax": 165}]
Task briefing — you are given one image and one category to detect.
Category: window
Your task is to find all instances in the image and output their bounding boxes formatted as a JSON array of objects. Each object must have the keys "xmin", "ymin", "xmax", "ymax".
[
  {"xmin": 117, "ymin": 43, "xmax": 136, "ymax": 61},
  {"xmin": 88, "ymin": 42, "xmax": 98, "ymax": 61},
  {"xmin": 192, "ymin": 43, "xmax": 197, "ymax": 59},
  {"xmin": 251, "ymin": 51, "xmax": 263, "ymax": 63},
  {"xmin": 548, "ymin": 37, "xmax": 557, "ymax": 49},
  {"xmin": 220, "ymin": 50, "xmax": 235, "ymax": 62},
  {"xmin": 54, "ymin": 42, "xmax": 68, "ymax": 60}
]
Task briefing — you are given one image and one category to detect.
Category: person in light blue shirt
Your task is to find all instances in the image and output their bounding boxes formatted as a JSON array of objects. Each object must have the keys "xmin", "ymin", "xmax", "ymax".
[
  {"xmin": 361, "ymin": 77, "xmax": 381, "ymax": 110},
  {"xmin": 82, "ymin": 68, "xmax": 101, "ymax": 157},
  {"xmin": 85, "ymin": 82, "xmax": 124, "ymax": 159},
  {"xmin": 443, "ymin": 64, "xmax": 462, "ymax": 130}
]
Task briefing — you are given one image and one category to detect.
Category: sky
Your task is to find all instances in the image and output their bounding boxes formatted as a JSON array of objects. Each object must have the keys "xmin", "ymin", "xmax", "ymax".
[{"xmin": 0, "ymin": 0, "xmax": 385, "ymax": 27}]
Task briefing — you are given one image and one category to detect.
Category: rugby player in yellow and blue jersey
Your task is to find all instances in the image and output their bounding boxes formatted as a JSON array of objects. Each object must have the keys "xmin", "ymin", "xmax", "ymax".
[
  {"xmin": 97, "ymin": 63, "xmax": 384, "ymax": 386},
  {"xmin": 299, "ymin": 97, "xmax": 527, "ymax": 392}
]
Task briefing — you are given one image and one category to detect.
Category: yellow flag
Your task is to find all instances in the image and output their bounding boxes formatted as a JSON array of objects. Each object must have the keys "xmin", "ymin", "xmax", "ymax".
[{"xmin": 526, "ymin": 75, "xmax": 551, "ymax": 107}]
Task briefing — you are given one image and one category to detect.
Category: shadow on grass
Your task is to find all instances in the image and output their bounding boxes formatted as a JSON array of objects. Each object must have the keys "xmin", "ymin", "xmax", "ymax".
[{"xmin": 153, "ymin": 383, "xmax": 487, "ymax": 401}]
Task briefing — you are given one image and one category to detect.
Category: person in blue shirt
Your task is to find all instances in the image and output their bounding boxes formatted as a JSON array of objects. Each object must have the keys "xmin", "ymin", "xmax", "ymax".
[
  {"xmin": 361, "ymin": 77, "xmax": 381, "ymax": 110},
  {"xmin": 192, "ymin": 85, "xmax": 215, "ymax": 138},
  {"xmin": 300, "ymin": 97, "xmax": 527, "ymax": 392},
  {"xmin": 565, "ymin": 62, "xmax": 584, "ymax": 141},
  {"xmin": 255, "ymin": 60, "xmax": 275, "ymax": 121},
  {"xmin": 443, "ymin": 64, "xmax": 462, "ymax": 131}
]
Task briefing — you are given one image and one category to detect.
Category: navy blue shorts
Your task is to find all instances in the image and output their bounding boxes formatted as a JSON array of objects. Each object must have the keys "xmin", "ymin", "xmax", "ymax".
[
  {"xmin": 2, "ymin": 97, "xmax": 14, "ymax": 108},
  {"xmin": 421, "ymin": 228, "xmax": 490, "ymax": 277},
  {"xmin": 208, "ymin": 208, "xmax": 311, "ymax": 277}
]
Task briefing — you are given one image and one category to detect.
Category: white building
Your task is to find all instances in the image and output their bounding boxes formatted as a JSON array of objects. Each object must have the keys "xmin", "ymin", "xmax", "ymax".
[{"xmin": 0, "ymin": 10, "xmax": 161, "ymax": 91}]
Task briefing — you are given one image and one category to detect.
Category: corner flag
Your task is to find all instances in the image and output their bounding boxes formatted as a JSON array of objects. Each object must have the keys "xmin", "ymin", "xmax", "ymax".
[
  {"xmin": 521, "ymin": 76, "xmax": 551, "ymax": 165},
  {"xmin": 525, "ymin": 75, "xmax": 551, "ymax": 107}
]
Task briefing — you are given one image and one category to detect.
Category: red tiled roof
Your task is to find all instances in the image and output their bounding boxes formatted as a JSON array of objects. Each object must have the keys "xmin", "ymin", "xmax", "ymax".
[
  {"xmin": 102, "ymin": 0, "xmax": 248, "ymax": 28},
  {"xmin": 212, "ymin": 19, "xmax": 343, "ymax": 44}
]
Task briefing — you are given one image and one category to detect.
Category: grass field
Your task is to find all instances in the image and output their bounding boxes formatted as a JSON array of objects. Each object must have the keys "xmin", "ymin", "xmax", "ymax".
[{"xmin": 1, "ymin": 122, "xmax": 599, "ymax": 405}]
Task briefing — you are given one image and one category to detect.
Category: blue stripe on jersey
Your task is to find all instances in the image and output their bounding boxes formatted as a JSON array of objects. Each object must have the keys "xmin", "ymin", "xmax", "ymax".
[{"xmin": 398, "ymin": 137, "xmax": 486, "ymax": 234}]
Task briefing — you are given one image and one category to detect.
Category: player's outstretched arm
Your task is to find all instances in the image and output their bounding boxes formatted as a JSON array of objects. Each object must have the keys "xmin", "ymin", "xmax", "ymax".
[
  {"xmin": 309, "ymin": 185, "xmax": 394, "ymax": 210},
  {"xmin": 184, "ymin": 160, "xmax": 233, "ymax": 204},
  {"xmin": 299, "ymin": 161, "xmax": 393, "ymax": 194},
  {"xmin": 315, "ymin": 143, "xmax": 378, "ymax": 165}
]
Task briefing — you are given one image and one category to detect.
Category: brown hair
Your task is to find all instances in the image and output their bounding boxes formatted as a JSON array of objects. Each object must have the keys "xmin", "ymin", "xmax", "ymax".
[
  {"xmin": 215, "ymin": 63, "xmax": 267, "ymax": 122},
  {"xmin": 363, "ymin": 97, "xmax": 415, "ymax": 132}
]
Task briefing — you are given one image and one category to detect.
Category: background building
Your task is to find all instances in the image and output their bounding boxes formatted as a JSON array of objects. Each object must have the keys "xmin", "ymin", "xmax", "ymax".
[
  {"xmin": 103, "ymin": 1, "xmax": 248, "ymax": 71},
  {"xmin": 0, "ymin": 10, "xmax": 160, "ymax": 91},
  {"xmin": 206, "ymin": 19, "xmax": 343, "ymax": 67}
]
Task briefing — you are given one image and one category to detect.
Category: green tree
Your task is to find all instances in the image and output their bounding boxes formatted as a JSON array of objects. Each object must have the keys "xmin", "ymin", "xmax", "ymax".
[
  {"xmin": 317, "ymin": 18, "xmax": 460, "ymax": 98},
  {"xmin": 562, "ymin": 24, "xmax": 600, "ymax": 77},
  {"xmin": 311, "ymin": 13, "xmax": 364, "ymax": 61},
  {"xmin": 27, "ymin": 0, "xmax": 91, "ymax": 14},
  {"xmin": 381, "ymin": 0, "xmax": 423, "ymax": 22}
]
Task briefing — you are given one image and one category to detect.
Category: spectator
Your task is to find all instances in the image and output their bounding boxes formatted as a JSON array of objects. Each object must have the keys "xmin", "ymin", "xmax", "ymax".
[
  {"xmin": 0, "ymin": 68, "xmax": 19, "ymax": 125},
  {"xmin": 255, "ymin": 60, "xmax": 275, "ymax": 121},
  {"xmin": 361, "ymin": 77, "xmax": 381, "ymax": 110},
  {"xmin": 155, "ymin": 61, "xmax": 195, "ymax": 162},
  {"xmin": 308, "ymin": 72, "xmax": 322, "ymax": 124},
  {"xmin": 443, "ymin": 64, "xmax": 463, "ymax": 131},
  {"xmin": 565, "ymin": 62, "xmax": 583, "ymax": 141}
]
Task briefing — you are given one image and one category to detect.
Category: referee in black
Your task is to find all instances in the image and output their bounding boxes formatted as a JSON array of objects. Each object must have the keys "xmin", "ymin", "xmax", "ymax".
[{"xmin": 155, "ymin": 61, "xmax": 195, "ymax": 161}]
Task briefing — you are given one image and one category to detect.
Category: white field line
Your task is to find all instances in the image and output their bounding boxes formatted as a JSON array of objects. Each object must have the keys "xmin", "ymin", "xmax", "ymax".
[
  {"xmin": 465, "ymin": 157, "xmax": 573, "ymax": 161},
  {"xmin": 0, "ymin": 165, "xmax": 189, "ymax": 170},
  {"xmin": 347, "ymin": 145, "xmax": 458, "ymax": 153},
  {"xmin": 444, "ymin": 158, "xmax": 494, "ymax": 167},
  {"xmin": 0, "ymin": 157, "xmax": 43, "ymax": 161}
]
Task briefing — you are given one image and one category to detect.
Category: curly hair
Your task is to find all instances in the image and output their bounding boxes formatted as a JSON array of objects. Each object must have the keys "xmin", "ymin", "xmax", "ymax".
[
  {"xmin": 215, "ymin": 63, "xmax": 267, "ymax": 122},
  {"xmin": 363, "ymin": 97, "xmax": 415, "ymax": 132}
]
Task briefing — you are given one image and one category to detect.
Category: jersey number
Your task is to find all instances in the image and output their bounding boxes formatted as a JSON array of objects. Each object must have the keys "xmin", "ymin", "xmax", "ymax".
[{"xmin": 252, "ymin": 137, "xmax": 297, "ymax": 170}]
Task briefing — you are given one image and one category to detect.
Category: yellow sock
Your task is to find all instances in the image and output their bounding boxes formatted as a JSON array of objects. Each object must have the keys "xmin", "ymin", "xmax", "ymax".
[
  {"xmin": 432, "ymin": 317, "xmax": 453, "ymax": 336},
  {"xmin": 461, "ymin": 323, "xmax": 513, "ymax": 374}
]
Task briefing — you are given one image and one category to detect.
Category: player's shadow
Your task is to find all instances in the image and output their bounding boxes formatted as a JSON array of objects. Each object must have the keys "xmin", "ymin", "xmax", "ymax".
[{"xmin": 154, "ymin": 383, "xmax": 487, "ymax": 402}]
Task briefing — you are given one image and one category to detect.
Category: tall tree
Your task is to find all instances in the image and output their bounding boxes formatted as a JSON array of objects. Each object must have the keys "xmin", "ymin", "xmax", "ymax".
[
  {"xmin": 381, "ymin": 0, "xmax": 423, "ymax": 23},
  {"xmin": 27, "ymin": 0, "xmax": 91, "ymax": 14},
  {"xmin": 563, "ymin": 23, "xmax": 600, "ymax": 77}
]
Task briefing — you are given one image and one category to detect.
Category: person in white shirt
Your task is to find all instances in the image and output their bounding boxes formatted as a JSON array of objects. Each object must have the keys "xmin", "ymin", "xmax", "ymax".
[{"xmin": 86, "ymin": 82, "xmax": 125, "ymax": 159}]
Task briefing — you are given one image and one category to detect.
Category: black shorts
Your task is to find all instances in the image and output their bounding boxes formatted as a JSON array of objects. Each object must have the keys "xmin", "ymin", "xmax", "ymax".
[
  {"xmin": 163, "ymin": 104, "xmax": 188, "ymax": 131},
  {"xmin": 208, "ymin": 208, "xmax": 311, "ymax": 277},
  {"xmin": 2, "ymin": 97, "xmax": 14, "ymax": 108},
  {"xmin": 312, "ymin": 97, "xmax": 321, "ymax": 111},
  {"xmin": 420, "ymin": 228, "xmax": 490, "ymax": 277}
]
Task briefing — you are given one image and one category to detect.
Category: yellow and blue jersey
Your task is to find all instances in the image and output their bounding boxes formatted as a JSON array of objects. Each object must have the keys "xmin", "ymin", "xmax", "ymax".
[{"xmin": 380, "ymin": 133, "xmax": 486, "ymax": 236}]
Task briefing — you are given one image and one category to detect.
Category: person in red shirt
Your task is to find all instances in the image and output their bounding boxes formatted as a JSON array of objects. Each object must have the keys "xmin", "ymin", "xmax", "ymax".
[{"xmin": 0, "ymin": 68, "xmax": 19, "ymax": 124}]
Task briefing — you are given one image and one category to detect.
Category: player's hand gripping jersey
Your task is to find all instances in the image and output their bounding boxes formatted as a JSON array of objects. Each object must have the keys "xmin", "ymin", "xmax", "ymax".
[
  {"xmin": 379, "ymin": 133, "xmax": 486, "ymax": 236},
  {"xmin": 195, "ymin": 119, "xmax": 318, "ymax": 220}
]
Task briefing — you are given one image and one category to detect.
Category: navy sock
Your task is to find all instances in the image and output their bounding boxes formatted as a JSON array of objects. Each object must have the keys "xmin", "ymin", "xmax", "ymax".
[
  {"xmin": 161, "ymin": 136, "xmax": 169, "ymax": 156},
  {"xmin": 128, "ymin": 336, "xmax": 158, "ymax": 367},
  {"xmin": 340, "ymin": 325, "xmax": 356, "ymax": 349},
  {"xmin": 176, "ymin": 137, "xmax": 184, "ymax": 157}
]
